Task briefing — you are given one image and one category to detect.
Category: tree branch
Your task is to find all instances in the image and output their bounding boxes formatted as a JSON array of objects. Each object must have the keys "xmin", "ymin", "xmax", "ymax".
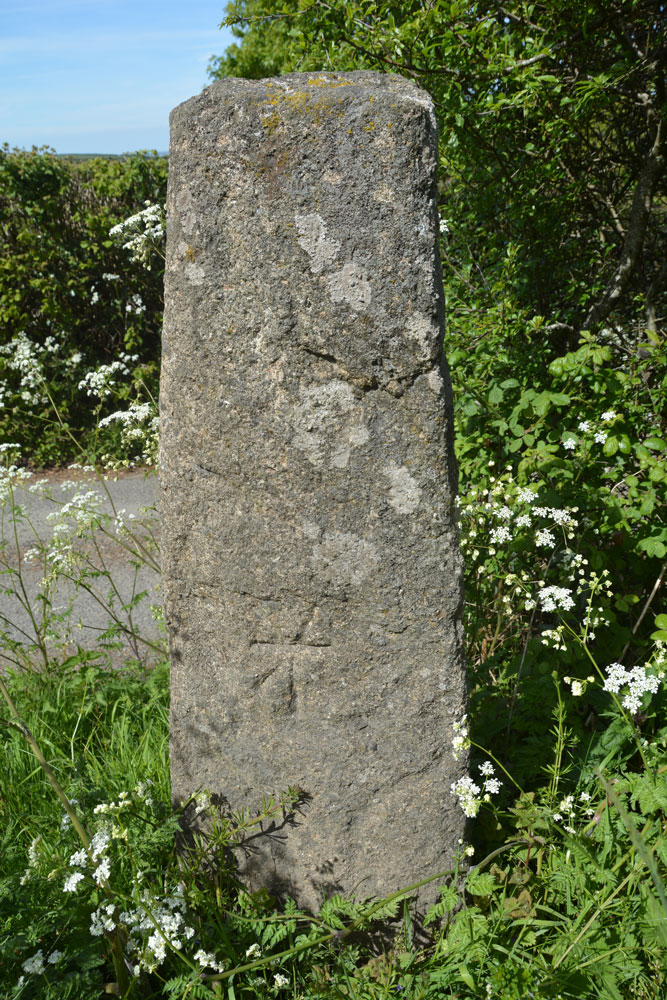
[{"xmin": 583, "ymin": 76, "xmax": 666, "ymax": 330}]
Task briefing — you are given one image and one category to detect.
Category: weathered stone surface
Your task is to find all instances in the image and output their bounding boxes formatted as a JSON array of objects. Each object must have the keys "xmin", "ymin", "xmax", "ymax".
[{"xmin": 161, "ymin": 71, "xmax": 467, "ymax": 913}]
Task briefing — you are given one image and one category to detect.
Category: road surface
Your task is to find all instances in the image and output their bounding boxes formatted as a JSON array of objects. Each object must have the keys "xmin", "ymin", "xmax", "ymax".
[{"xmin": 0, "ymin": 466, "xmax": 162, "ymax": 668}]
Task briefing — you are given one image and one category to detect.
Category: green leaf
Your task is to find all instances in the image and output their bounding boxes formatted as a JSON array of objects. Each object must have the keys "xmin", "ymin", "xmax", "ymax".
[
  {"xmin": 488, "ymin": 385, "xmax": 504, "ymax": 404},
  {"xmin": 603, "ymin": 435, "xmax": 618, "ymax": 456},
  {"xmin": 458, "ymin": 964, "xmax": 476, "ymax": 990},
  {"xmin": 466, "ymin": 870, "xmax": 496, "ymax": 896},
  {"xmin": 643, "ymin": 437, "xmax": 666, "ymax": 451},
  {"xmin": 654, "ymin": 615, "xmax": 667, "ymax": 629},
  {"xmin": 638, "ymin": 537, "xmax": 667, "ymax": 558}
]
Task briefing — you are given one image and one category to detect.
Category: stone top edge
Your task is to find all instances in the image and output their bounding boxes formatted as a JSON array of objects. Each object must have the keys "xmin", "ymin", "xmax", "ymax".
[{"xmin": 170, "ymin": 70, "xmax": 434, "ymax": 123}]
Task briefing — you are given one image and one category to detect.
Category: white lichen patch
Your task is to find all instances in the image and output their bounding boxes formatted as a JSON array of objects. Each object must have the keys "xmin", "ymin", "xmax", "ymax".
[
  {"xmin": 175, "ymin": 187, "xmax": 197, "ymax": 236},
  {"xmin": 327, "ymin": 261, "xmax": 372, "ymax": 312},
  {"xmin": 184, "ymin": 263, "xmax": 206, "ymax": 286},
  {"xmin": 427, "ymin": 369, "xmax": 444, "ymax": 395},
  {"xmin": 406, "ymin": 313, "xmax": 437, "ymax": 357},
  {"xmin": 295, "ymin": 213, "xmax": 341, "ymax": 274},
  {"xmin": 385, "ymin": 462, "xmax": 422, "ymax": 514},
  {"xmin": 312, "ymin": 531, "xmax": 379, "ymax": 587},
  {"xmin": 292, "ymin": 381, "xmax": 368, "ymax": 468},
  {"xmin": 331, "ymin": 420, "xmax": 370, "ymax": 469}
]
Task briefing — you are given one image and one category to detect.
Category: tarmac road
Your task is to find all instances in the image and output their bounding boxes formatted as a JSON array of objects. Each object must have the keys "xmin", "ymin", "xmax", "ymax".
[{"xmin": 0, "ymin": 466, "xmax": 162, "ymax": 668}]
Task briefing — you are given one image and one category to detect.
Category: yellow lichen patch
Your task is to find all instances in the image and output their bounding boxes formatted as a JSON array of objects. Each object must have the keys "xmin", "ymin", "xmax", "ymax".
[
  {"xmin": 306, "ymin": 76, "xmax": 355, "ymax": 89},
  {"xmin": 260, "ymin": 111, "xmax": 282, "ymax": 134},
  {"xmin": 256, "ymin": 84, "xmax": 349, "ymax": 126},
  {"xmin": 365, "ymin": 121, "xmax": 376, "ymax": 132},
  {"xmin": 184, "ymin": 245, "xmax": 197, "ymax": 261}
]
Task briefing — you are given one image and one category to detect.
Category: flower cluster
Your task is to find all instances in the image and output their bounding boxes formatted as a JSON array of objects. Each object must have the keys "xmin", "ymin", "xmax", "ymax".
[
  {"xmin": 563, "ymin": 675, "xmax": 595, "ymax": 697},
  {"xmin": 0, "ymin": 331, "xmax": 47, "ymax": 406},
  {"xmin": 63, "ymin": 824, "xmax": 112, "ymax": 893},
  {"xmin": 92, "ymin": 884, "xmax": 198, "ymax": 975},
  {"xmin": 19, "ymin": 835, "xmax": 43, "ymax": 886},
  {"xmin": 451, "ymin": 762, "xmax": 502, "ymax": 818},
  {"xmin": 78, "ymin": 353, "xmax": 138, "ymax": 399},
  {"xmin": 43, "ymin": 489, "xmax": 104, "ymax": 574},
  {"xmin": 19, "ymin": 779, "xmax": 219, "ymax": 984},
  {"xmin": 109, "ymin": 202, "xmax": 165, "ymax": 269},
  {"xmin": 460, "ymin": 473, "xmax": 577, "ymax": 562},
  {"xmin": 0, "ymin": 460, "xmax": 32, "ymax": 506},
  {"xmin": 533, "ymin": 586, "xmax": 575, "ymax": 613},
  {"xmin": 553, "ymin": 791, "xmax": 596, "ymax": 834},
  {"xmin": 98, "ymin": 400, "xmax": 160, "ymax": 466},
  {"xmin": 195, "ymin": 949, "xmax": 226, "ymax": 973},
  {"xmin": 451, "ymin": 716, "xmax": 471, "ymax": 761},
  {"xmin": 125, "ymin": 293, "xmax": 146, "ymax": 315},
  {"xmin": 603, "ymin": 659, "xmax": 666, "ymax": 715},
  {"xmin": 525, "ymin": 562, "xmax": 613, "ymax": 647},
  {"xmin": 561, "ymin": 409, "xmax": 618, "ymax": 452}
]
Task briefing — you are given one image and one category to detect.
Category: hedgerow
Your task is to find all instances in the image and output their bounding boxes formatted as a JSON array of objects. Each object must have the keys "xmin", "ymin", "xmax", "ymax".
[{"xmin": 0, "ymin": 146, "xmax": 166, "ymax": 466}]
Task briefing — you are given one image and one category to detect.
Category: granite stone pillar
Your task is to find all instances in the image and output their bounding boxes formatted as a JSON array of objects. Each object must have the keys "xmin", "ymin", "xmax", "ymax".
[{"xmin": 160, "ymin": 71, "xmax": 467, "ymax": 912}]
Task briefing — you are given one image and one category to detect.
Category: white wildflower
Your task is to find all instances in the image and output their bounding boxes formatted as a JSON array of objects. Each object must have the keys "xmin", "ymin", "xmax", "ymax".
[
  {"xmin": 490, "ymin": 525, "xmax": 512, "ymax": 544},
  {"xmin": 90, "ymin": 827, "xmax": 111, "ymax": 861},
  {"xmin": 63, "ymin": 871, "xmax": 85, "ymax": 892},
  {"xmin": 194, "ymin": 791, "xmax": 211, "ymax": 816},
  {"xmin": 94, "ymin": 858, "xmax": 111, "ymax": 884},
  {"xmin": 603, "ymin": 662, "xmax": 665, "ymax": 714},
  {"xmin": 538, "ymin": 586, "xmax": 575, "ymax": 613},
  {"xmin": 450, "ymin": 776, "xmax": 482, "ymax": 818},
  {"xmin": 147, "ymin": 932, "xmax": 167, "ymax": 965},
  {"xmin": 194, "ymin": 949, "xmax": 224, "ymax": 971},
  {"xmin": 22, "ymin": 950, "xmax": 46, "ymax": 975},
  {"xmin": 451, "ymin": 717, "xmax": 470, "ymax": 760}
]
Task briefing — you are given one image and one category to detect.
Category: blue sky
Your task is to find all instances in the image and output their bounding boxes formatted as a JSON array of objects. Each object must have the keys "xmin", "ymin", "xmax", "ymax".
[{"xmin": 1, "ymin": 1, "xmax": 236, "ymax": 154}]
